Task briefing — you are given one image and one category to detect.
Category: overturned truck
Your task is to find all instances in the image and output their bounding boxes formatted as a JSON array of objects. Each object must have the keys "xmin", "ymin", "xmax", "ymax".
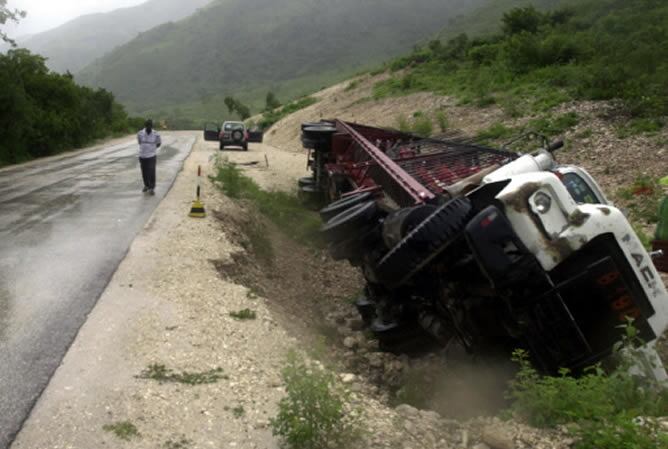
[{"xmin": 298, "ymin": 120, "xmax": 668, "ymax": 379}]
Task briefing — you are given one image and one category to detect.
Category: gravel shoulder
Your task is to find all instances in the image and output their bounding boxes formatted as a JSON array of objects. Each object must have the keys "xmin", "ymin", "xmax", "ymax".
[{"xmin": 12, "ymin": 137, "xmax": 294, "ymax": 449}]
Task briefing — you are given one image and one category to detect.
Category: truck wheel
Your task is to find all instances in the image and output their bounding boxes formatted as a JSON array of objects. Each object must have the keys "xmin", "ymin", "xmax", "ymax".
[
  {"xmin": 319, "ymin": 192, "xmax": 373, "ymax": 221},
  {"xmin": 375, "ymin": 197, "xmax": 473, "ymax": 287},
  {"xmin": 219, "ymin": 142, "xmax": 224, "ymax": 150},
  {"xmin": 321, "ymin": 201, "xmax": 379, "ymax": 243},
  {"xmin": 328, "ymin": 237, "xmax": 362, "ymax": 261},
  {"xmin": 243, "ymin": 143, "xmax": 248, "ymax": 151},
  {"xmin": 298, "ymin": 184, "xmax": 324, "ymax": 210},
  {"xmin": 298, "ymin": 177, "xmax": 315, "ymax": 188}
]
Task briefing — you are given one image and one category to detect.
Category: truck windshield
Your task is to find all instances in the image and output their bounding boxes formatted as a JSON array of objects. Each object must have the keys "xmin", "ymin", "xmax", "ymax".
[{"xmin": 561, "ymin": 173, "xmax": 601, "ymax": 204}]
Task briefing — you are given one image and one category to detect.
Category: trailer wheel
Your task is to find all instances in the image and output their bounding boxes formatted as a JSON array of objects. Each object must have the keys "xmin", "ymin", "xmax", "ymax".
[
  {"xmin": 321, "ymin": 201, "xmax": 379, "ymax": 243},
  {"xmin": 320, "ymin": 192, "xmax": 373, "ymax": 221},
  {"xmin": 376, "ymin": 197, "xmax": 473, "ymax": 287},
  {"xmin": 298, "ymin": 176, "xmax": 315, "ymax": 188},
  {"xmin": 328, "ymin": 237, "xmax": 362, "ymax": 261},
  {"xmin": 298, "ymin": 184, "xmax": 324, "ymax": 210}
]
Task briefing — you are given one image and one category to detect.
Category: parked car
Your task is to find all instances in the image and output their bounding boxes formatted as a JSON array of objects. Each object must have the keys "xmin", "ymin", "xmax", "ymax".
[{"xmin": 203, "ymin": 121, "xmax": 264, "ymax": 150}]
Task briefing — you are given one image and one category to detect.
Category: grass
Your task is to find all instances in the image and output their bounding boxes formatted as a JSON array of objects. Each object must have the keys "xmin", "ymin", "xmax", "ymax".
[
  {"xmin": 229, "ymin": 308, "xmax": 257, "ymax": 321},
  {"xmin": 232, "ymin": 406, "xmax": 245, "ymax": 418},
  {"xmin": 476, "ymin": 122, "xmax": 517, "ymax": 145},
  {"xmin": 165, "ymin": 437, "xmax": 193, "ymax": 449},
  {"xmin": 103, "ymin": 421, "xmax": 140, "ymax": 441},
  {"xmin": 212, "ymin": 161, "xmax": 324, "ymax": 247},
  {"xmin": 507, "ymin": 322, "xmax": 668, "ymax": 449},
  {"xmin": 257, "ymin": 97, "xmax": 319, "ymax": 131},
  {"xmin": 270, "ymin": 352, "xmax": 362, "ymax": 449},
  {"xmin": 138, "ymin": 364, "xmax": 227, "ymax": 385},
  {"xmin": 616, "ymin": 176, "xmax": 663, "ymax": 224},
  {"xmin": 617, "ymin": 118, "xmax": 665, "ymax": 139},
  {"xmin": 435, "ymin": 110, "xmax": 449, "ymax": 133},
  {"xmin": 371, "ymin": 0, "xmax": 668, "ymax": 123},
  {"xmin": 394, "ymin": 111, "xmax": 434, "ymax": 137}
]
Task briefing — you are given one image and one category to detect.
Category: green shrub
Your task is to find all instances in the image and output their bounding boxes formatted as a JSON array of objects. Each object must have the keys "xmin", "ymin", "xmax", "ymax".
[
  {"xmin": 396, "ymin": 114, "xmax": 411, "ymax": 133},
  {"xmin": 476, "ymin": 123, "xmax": 516, "ymax": 144},
  {"xmin": 528, "ymin": 112, "xmax": 580, "ymax": 136},
  {"xmin": 617, "ymin": 118, "xmax": 665, "ymax": 138},
  {"xmin": 138, "ymin": 364, "xmax": 226, "ymax": 385},
  {"xmin": 258, "ymin": 97, "xmax": 318, "ymax": 130},
  {"xmin": 507, "ymin": 323, "xmax": 668, "ymax": 449},
  {"xmin": 271, "ymin": 352, "xmax": 361, "ymax": 449},
  {"xmin": 372, "ymin": 0, "xmax": 668, "ymax": 119},
  {"xmin": 229, "ymin": 309, "xmax": 257, "ymax": 320},
  {"xmin": 0, "ymin": 49, "xmax": 136, "ymax": 167},
  {"xmin": 102, "ymin": 421, "xmax": 140, "ymax": 441},
  {"xmin": 412, "ymin": 115, "xmax": 433, "ymax": 137},
  {"xmin": 435, "ymin": 111, "xmax": 449, "ymax": 132},
  {"xmin": 212, "ymin": 161, "xmax": 323, "ymax": 246}
]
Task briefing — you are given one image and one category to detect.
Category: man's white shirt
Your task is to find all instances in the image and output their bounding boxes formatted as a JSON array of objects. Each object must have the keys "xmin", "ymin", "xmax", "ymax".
[{"xmin": 137, "ymin": 129, "xmax": 162, "ymax": 159}]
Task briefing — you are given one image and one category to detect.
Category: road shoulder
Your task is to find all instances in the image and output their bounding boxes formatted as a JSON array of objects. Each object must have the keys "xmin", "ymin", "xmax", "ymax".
[{"xmin": 12, "ymin": 136, "xmax": 292, "ymax": 449}]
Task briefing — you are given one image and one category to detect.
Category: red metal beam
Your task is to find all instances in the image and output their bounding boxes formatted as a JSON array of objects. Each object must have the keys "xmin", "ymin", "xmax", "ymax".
[{"xmin": 336, "ymin": 120, "xmax": 435, "ymax": 204}]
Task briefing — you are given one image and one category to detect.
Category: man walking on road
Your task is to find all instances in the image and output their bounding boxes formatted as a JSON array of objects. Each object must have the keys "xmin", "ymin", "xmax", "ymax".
[{"xmin": 137, "ymin": 119, "xmax": 162, "ymax": 195}]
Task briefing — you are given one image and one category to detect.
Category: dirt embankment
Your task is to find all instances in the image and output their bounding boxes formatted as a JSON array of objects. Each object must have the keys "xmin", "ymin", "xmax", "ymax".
[{"xmin": 264, "ymin": 72, "xmax": 668, "ymax": 204}]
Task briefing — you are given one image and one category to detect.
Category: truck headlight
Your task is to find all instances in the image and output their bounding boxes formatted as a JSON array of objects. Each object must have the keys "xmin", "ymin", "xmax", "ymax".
[{"xmin": 533, "ymin": 192, "xmax": 552, "ymax": 214}]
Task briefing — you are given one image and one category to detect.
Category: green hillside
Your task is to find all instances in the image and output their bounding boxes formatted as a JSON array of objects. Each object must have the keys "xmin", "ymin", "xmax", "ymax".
[
  {"xmin": 436, "ymin": 0, "xmax": 565, "ymax": 40},
  {"xmin": 374, "ymin": 0, "xmax": 668, "ymax": 121},
  {"xmin": 14, "ymin": 0, "xmax": 211, "ymax": 73},
  {"xmin": 77, "ymin": 0, "xmax": 488, "ymax": 122}
]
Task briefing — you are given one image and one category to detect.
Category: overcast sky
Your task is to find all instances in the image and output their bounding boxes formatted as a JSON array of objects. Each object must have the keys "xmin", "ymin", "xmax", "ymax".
[{"xmin": 4, "ymin": 0, "xmax": 147, "ymax": 36}]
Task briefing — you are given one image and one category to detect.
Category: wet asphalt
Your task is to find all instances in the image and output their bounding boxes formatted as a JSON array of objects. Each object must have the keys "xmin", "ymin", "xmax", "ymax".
[{"xmin": 0, "ymin": 134, "xmax": 195, "ymax": 448}]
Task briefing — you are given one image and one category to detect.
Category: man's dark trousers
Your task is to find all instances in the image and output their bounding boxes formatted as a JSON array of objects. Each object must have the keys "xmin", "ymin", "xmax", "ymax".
[{"xmin": 139, "ymin": 156, "xmax": 157, "ymax": 189}]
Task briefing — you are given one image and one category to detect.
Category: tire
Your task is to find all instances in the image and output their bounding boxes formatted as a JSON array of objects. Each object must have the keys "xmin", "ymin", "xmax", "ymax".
[
  {"xmin": 298, "ymin": 184, "xmax": 324, "ymax": 210},
  {"xmin": 321, "ymin": 201, "xmax": 379, "ymax": 243},
  {"xmin": 243, "ymin": 143, "xmax": 248, "ymax": 151},
  {"xmin": 219, "ymin": 141, "xmax": 224, "ymax": 150},
  {"xmin": 301, "ymin": 136, "xmax": 318, "ymax": 149},
  {"xmin": 298, "ymin": 177, "xmax": 316, "ymax": 188},
  {"xmin": 302, "ymin": 126, "xmax": 337, "ymax": 149},
  {"xmin": 375, "ymin": 197, "xmax": 473, "ymax": 287},
  {"xmin": 328, "ymin": 237, "xmax": 361, "ymax": 261},
  {"xmin": 319, "ymin": 192, "xmax": 373, "ymax": 221},
  {"xmin": 232, "ymin": 130, "xmax": 243, "ymax": 142}
]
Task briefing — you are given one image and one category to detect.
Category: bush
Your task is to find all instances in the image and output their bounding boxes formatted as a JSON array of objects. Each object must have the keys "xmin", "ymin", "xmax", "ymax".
[
  {"xmin": 0, "ymin": 49, "xmax": 135, "ymax": 166},
  {"xmin": 212, "ymin": 160, "xmax": 323, "ymax": 246},
  {"xmin": 507, "ymin": 323, "xmax": 668, "ymax": 449},
  {"xmin": 271, "ymin": 352, "xmax": 361, "ymax": 449},
  {"xmin": 373, "ymin": 0, "xmax": 668, "ymax": 118},
  {"xmin": 412, "ymin": 114, "xmax": 433, "ymax": 137},
  {"xmin": 258, "ymin": 97, "xmax": 318, "ymax": 130}
]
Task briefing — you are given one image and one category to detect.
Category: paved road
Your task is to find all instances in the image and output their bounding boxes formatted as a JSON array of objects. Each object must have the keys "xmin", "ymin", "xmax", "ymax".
[{"xmin": 0, "ymin": 133, "xmax": 195, "ymax": 448}]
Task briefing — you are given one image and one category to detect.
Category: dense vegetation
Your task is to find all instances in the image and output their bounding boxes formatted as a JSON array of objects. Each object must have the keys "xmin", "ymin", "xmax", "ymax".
[
  {"xmin": 77, "ymin": 0, "xmax": 489, "ymax": 122},
  {"xmin": 0, "ymin": 49, "xmax": 141, "ymax": 167},
  {"xmin": 508, "ymin": 324, "xmax": 668, "ymax": 449},
  {"xmin": 256, "ymin": 96, "xmax": 318, "ymax": 130},
  {"xmin": 8, "ymin": 0, "xmax": 210, "ymax": 73},
  {"xmin": 375, "ymin": 0, "xmax": 668, "ymax": 120}
]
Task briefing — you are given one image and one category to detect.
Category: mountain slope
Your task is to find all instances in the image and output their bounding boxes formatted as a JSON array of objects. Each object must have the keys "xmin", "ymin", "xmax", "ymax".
[
  {"xmin": 436, "ymin": 0, "xmax": 565, "ymax": 40},
  {"xmin": 13, "ymin": 0, "xmax": 212, "ymax": 73},
  {"xmin": 77, "ymin": 0, "xmax": 487, "ymax": 120}
]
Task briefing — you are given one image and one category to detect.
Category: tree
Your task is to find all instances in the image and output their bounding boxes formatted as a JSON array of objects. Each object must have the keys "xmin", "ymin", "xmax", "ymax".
[
  {"xmin": 224, "ymin": 96, "xmax": 236, "ymax": 114},
  {"xmin": 0, "ymin": 0, "xmax": 26, "ymax": 46},
  {"xmin": 223, "ymin": 96, "xmax": 251, "ymax": 120},
  {"xmin": 502, "ymin": 6, "xmax": 544, "ymax": 35},
  {"xmin": 265, "ymin": 91, "xmax": 281, "ymax": 112}
]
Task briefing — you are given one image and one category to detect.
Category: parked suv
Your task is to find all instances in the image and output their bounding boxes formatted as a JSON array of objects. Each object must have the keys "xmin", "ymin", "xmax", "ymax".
[{"xmin": 219, "ymin": 121, "xmax": 248, "ymax": 151}]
